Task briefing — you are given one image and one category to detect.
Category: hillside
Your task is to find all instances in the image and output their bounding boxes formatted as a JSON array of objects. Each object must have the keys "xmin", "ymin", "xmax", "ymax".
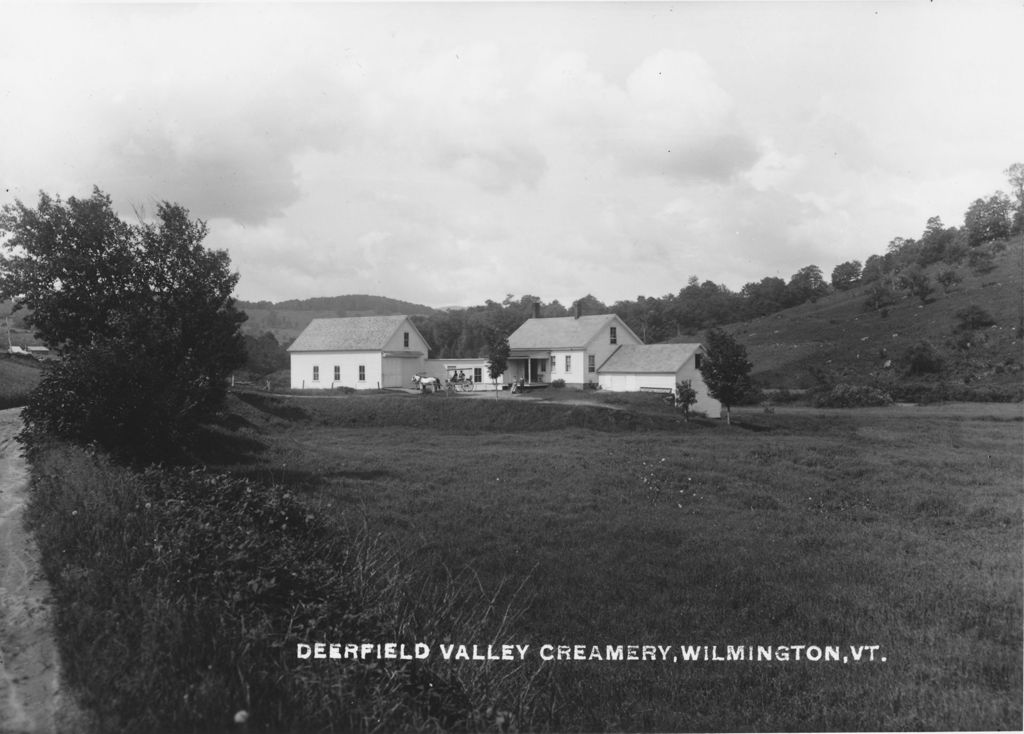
[
  {"xmin": 236, "ymin": 294, "xmax": 438, "ymax": 342},
  {"xmin": 704, "ymin": 236, "xmax": 1023, "ymax": 397}
]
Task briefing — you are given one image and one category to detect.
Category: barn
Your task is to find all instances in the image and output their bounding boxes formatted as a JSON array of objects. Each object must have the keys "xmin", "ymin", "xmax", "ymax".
[
  {"xmin": 597, "ymin": 343, "xmax": 722, "ymax": 416},
  {"xmin": 287, "ymin": 315, "xmax": 429, "ymax": 390}
]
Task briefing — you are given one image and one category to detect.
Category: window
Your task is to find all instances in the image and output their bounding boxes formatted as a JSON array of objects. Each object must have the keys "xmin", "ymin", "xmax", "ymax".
[
  {"xmin": 610, "ymin": 326, "xmax": 617, "ymax": 344},
  {"xmin": 473, "ymin": 367, "xmax": 482, "ymax": 382},
  {"xmin": 403, "ymin": 332, "xmax": 409, "ymax": 347},
  {"xmin": 333, "ymin": 365, "xmax": 340, "ymax": 381},
  {"xmin": 312, "ymin": 365, "xmax": 320, "ymax": 381},
  {"xmin": 358, "ymin": 365, "xmax": 366, "ymax": 381},
  {"xmin": 565, "ymin": 355, "xmax": 572, "ymax": 372},
  {"xmin": 588, "ymin": 354, "xmax": 596, "ymax": 373},
  {"xmin": 694, "ymin": 353, "xmax": 703, "ymax": 370}
]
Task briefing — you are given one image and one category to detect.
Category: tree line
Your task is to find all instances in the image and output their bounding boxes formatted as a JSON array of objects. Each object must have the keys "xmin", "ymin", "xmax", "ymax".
[{"xmin": 410, "ymin": 162, "xmax": 1023, "ymax": 358}]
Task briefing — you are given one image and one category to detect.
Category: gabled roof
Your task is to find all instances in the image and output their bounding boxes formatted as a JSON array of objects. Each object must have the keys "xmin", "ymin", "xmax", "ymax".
[
  {"xmin": 598, "ymin": 343, "xmax": 702, "ymax": 373},
  {"xmin": 508, "ymin": 314, "xmax": 630, "ymax": 350},
  {"xmin": 288, "ymin": 315, "xmax": 426, "ymax": 352}
]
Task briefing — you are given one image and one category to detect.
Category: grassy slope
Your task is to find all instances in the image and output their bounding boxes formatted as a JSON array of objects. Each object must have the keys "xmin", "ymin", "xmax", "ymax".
[
  {"xmin": 696, "ymin": 238, "xmax": 1024, "ymax": 390},
  {"xmin": 209, "ymin": 391, "xmax": 1023, "ymax": 732}
]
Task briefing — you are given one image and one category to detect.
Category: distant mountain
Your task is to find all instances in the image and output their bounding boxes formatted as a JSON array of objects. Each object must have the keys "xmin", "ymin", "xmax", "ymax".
[{"xmin": 236, "ymin": 294, "xmax": 439, "ymax": 342}]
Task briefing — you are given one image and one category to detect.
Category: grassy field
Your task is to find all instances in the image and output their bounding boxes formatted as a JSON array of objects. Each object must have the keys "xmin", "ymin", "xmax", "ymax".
[
  {"xmin": 208, "ymin": 391, "xmax": 1023, "ymax": 731},
  {"xmin": 0, "ymin": 354, "xmax": 42, "ymax": 408}
]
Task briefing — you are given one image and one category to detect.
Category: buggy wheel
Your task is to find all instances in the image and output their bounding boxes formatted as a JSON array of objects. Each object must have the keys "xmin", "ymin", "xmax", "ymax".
[{"xmin": 460, "ymin": 381, "xmax": 474, "ymax": 392}]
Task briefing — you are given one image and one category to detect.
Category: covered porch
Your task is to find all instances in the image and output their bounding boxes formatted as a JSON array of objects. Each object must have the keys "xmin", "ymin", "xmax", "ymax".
[{"xmin": 507, "ymin": 349, "xmax": 551, "ymax": 385}]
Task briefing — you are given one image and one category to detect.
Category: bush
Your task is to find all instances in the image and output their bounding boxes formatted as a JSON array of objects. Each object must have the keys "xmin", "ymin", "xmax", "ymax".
[
  {"xmin": 903, "ymin": 340, "xmax": 944, "ymax": 376},
  {"xmin": 551, "ymin": 378, "xmax": 566, "ymax": 388},
  {"xmin": 956, "ymin": 304, "xmax": 996, "ymax": 331},
  {"xmin": 813, "ymin": 383, "xmax": 894, "ymax": 408},
  {"xmin": 26, "ymin": 442, "xmax": 547, "ymax": 733}
]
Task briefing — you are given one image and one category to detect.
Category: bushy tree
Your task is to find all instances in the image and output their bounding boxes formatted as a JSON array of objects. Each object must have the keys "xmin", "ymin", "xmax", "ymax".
[
  {"xmin": 0, "ymin": 188, "xmax": 246, "ymax": 460},
  {"xmin": 830, "ymin": 260, "xmax": 862, "ymax": 291},
  {"xmin": 963, "ymin": 193, "xmax": 1012, "ymax": 246},
  {"xmin": 787, "ymin": 265, "xmax": 829, "ymax": 304},
  {"xmin": 897, "ymin": 266, "xmax": 934, "ymax": 304},
  {"xmin": 698, "ymin": 328, "xmax": 752, "ymax": 424},
  {"xmin": 937, "ymin": 269, "xmax": 962, "ymax": 292}
]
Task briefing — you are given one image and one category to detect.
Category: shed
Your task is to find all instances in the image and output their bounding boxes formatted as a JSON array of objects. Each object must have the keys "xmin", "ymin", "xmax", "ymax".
[{"xmin": 597, "ymin": 343, "xmax": 721, "ymax": 416}]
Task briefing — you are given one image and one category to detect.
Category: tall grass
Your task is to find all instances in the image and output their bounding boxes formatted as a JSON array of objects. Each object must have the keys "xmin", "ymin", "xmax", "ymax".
[
  {"xmin": 0, "ymin": 355, "xmax": 42, "ymax": 408},
  {"xmin": 26, "ymin": 441, "xmax": 550, "ymax": 733}
]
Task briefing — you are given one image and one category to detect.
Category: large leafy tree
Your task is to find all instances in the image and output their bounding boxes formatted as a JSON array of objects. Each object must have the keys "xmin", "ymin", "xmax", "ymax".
[
  {"xmin": 0, "ymin": 187, "xmax": 246, "ymax": 460},
  {"xmin": 963, "ymin": 192, "xmax": 1012, "ymax": 246},
  {"xmin": 830, "ymin": 260, "xmax": 862, "ymax": 291},
  {"xmin": 698, "ymin": 327, "xmax": 753, "ymax": 425}
]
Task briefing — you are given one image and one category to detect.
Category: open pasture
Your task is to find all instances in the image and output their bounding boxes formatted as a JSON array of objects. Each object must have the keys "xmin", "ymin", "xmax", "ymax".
[{"xmin": 222, "ymin": 392, "xmax": 1023, "ymax": 731}]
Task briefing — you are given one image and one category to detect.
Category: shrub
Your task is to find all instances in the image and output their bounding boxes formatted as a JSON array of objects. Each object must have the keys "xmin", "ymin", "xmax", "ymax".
[
  {"xmin": 956, "ymin": 304, "xmax": 996, "ymax": 331},
  {"xmin": 937, "ymin": 269, "xmax": 962, "ymax": 292},
  {"xmin": 551, "ymin": 378, "xmax": 566, "ymax": 388},
  {"xmin": 903, "ymin": 340, "xmax": 944, "ymax": 376},
  {"xmin": 813, "ymin": 383, "xmax": 894, "ymax": 408},
  {"xmin": 26, "ymin": 442, "xmax": 546, "ymax": 733}
]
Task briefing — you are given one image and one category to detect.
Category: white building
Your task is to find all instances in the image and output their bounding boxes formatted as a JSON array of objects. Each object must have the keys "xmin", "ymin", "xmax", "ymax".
[
  {"xmin": 597, "ymin": 343, "xmax": 721, "ymax": 415},
  {"xmin": 287, "ymin": 315, "xmax": 429, "ymax": 390},
  {"xmin": 507, "ymin": 313, "xmax": 643, "ymax": 387}
]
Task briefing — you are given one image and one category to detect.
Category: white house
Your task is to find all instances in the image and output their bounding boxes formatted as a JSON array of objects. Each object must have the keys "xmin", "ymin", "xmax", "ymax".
[
  {"xmin": 597, "ymin": 343, "xmax": 722, "ymax": 416},
  {"xmin": 507, "ymin": 313, "xmax": 643, "ymax": 387},
  {"xmin": 287, "ymin": 315, "xmax": 429, "ymax": 390}
]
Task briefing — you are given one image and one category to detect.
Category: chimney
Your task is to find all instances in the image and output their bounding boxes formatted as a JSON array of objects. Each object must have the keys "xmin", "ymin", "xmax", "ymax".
[
  {"xmin": 532, "ymin": 301, "xmax": 541, "ymax": 319},
  {"xmin": 574, "ymin": 301, "xmax": 581, "ymax": 319}
]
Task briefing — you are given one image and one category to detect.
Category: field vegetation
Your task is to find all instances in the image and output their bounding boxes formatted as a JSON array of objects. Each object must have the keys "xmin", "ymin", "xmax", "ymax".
[
  {"xmin": 0, "ymin": 353, "xmax": 42, "ymax": 408},
  {"xmin": 180, "ymin": 390, "xmax": 1021, "ymax": 731}
]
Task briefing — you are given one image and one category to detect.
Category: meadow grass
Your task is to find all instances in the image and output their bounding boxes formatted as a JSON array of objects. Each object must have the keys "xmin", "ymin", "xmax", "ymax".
[
  {"xmin": 212, "ymin": 392, "xmax": 1023, "ymax": 731},
  {"xmin": 0, "ymin": 354, "xmax": 42, "ymax": 408}
]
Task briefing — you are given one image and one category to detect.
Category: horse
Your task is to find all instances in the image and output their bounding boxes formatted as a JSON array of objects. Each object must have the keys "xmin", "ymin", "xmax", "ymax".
[{"xmin": 411, "ymin": 374, "xmax": 442, "ymax": 393}]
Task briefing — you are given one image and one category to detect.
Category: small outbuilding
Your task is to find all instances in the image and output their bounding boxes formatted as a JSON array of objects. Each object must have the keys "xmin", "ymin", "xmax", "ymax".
[
  {"xmin": 287, "ymin": 315, "xmax": 429, "ymax": 390},
  {"xmin": 597, "ymin": 343, "xmax": 721, "ymax": 416}
]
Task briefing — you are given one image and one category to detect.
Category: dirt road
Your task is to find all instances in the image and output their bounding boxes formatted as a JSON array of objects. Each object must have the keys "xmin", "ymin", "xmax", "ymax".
[{"xmin": 0, "ymin": 408, "xmax": 81, "ymax": 733}]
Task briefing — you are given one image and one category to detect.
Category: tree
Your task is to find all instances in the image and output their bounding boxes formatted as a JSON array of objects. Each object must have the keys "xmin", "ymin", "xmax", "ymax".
[
  {"xmin": 830, "ymin": 260, "xmax": 862, "ymax": 291},
  {"xmin": 698, "ymin": 328, "xmax": 752, "ymax": 425},
  {"xmin": 786, "ymin": 265, "xmax": 829, "ymax": 304},
  {"xmin": 674, "ymin": 380, "xmax": 698, "ymax": 421},
  {"xmin": 486, "ymin": 333, "xmax": 510, "ymax": 398},
  {"xmin": 936, "ymin": 269, "xmax": 962, "ymax": 293},
  {"xmin": 897, "ymin": 266, "xmax": 934, "ymax": 304},
  {"xmin": 0, "ymin": 188, "xmax": 246, "ymax": 460},
  {"xmin": 963, "ymin": 193, "xmax": 1011, "ymax": 247},
  {"xmin": 1005, "ymin": 162, "xmax": 1024, "ymax": 234}
]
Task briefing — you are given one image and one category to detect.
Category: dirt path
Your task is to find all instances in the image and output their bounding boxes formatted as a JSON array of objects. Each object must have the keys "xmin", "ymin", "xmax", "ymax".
[{"xmin": 0, "ymin": 409, "xmax": 81, "ymax": 733}]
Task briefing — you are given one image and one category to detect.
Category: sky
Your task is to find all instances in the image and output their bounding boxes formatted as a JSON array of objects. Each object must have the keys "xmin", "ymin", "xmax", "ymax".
[{"xmin": 1, "ymin": 1, "xmax": 1022, "ymax": 309}]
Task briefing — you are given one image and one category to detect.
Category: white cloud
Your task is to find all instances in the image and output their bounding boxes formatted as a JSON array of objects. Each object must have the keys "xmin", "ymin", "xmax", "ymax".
[{"xmin": 2, "ymin": 1, "xmax": 1021, "ymax": 308}]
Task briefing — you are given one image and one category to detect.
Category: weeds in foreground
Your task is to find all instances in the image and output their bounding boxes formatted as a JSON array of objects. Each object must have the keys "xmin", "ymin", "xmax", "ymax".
[{"xmin": 25, "ymin": 441, "xmax": 549, "ymax": 733}]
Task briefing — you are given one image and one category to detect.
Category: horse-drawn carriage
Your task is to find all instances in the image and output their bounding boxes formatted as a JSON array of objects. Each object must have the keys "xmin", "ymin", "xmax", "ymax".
[
  {"xmin": 445, "ymin": 368, "xmax": 475, "ymax": 393},
  {"xmin": 410, "ymin": 368, "xmax": 475, "ymax": 394}
]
